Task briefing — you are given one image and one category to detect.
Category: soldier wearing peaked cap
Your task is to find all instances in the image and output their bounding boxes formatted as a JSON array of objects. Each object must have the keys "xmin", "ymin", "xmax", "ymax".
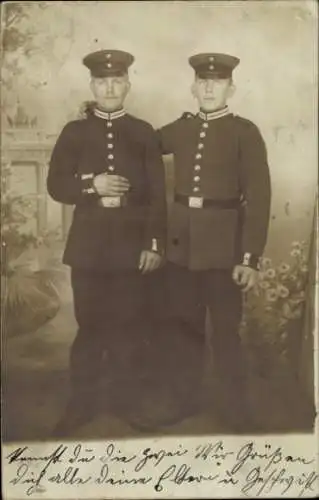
[
  {"xmin": 157, "ymin": 52, "xmax": 271, "ymax": 431},
  {"xmin": 82, "ymin": 49, "xmax": 135, "ymax": 77},
  {"xmin": 47, "ymin": 49, "xmax": 167, "ymax": 436}
]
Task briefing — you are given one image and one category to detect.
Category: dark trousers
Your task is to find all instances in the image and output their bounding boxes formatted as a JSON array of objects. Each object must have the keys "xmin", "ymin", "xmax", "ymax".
[
  {"xmin": 165, "ymin": 262, "xmax": 248, "ymax": 414},
  {"xmin": 69, "ymin": 267, "xmax": 151, "ymax": 414}
]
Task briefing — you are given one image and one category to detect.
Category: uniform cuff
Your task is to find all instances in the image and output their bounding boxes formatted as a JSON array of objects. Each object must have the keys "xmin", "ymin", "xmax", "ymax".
[
  {"xmin": 151, "ymin": 238, "xmax": 159, "ymax": 252},
  {"xmin": 145, "ymin": 237, "xmax": 164, "ymax": 255},
  {"xmin": 80, "ymin": 173, "xmax": 97, "ymax": 196},
  {"xmin": 240, "ymin": 252, "xmax": 260, "ymax": 270}
]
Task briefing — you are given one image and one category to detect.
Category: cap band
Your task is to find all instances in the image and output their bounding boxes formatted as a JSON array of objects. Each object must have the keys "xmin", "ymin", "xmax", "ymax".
[
  {"xmin": 196, "ymin": 69, "xmax": 232, "ymax": 79},
  {"xmin": 91, "ymin": 68, "xmax": 128, "ymax": 78}
]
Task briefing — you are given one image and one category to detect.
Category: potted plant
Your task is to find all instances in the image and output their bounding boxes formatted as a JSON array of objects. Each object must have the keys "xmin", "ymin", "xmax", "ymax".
[{"xmin": 1, "ymin": 167, "xmax": 62, "ymax": 338}]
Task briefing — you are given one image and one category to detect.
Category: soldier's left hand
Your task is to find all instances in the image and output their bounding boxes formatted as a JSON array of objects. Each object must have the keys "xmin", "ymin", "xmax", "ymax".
[
  {"xmin": 232, "ymin": 265, "xmax": 258, "ymax": 293},
  {"xmin": 139, "ymin": 250, "xmax": 163, "ymax": 274}
]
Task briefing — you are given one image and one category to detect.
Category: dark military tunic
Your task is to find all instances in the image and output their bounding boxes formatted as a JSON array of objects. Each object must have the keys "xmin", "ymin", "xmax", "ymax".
[
  {"xmin": 158, "ymin": 108, "xmax": 271, "ymax": 270},
  {"xmin": 47, "ymin": 107, "xmax": 166, "ymax": 270},
  {"xmin": 157, "ymin": 108, "xmax": 272, "ymax": 428},
  {"xmin": 47, "ymin": 106, "xmax": 167, "ymax": 423}
]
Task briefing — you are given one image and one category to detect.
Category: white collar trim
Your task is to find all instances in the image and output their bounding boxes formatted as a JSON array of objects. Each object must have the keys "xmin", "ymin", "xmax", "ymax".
[
  {"xmin": 199, "ymin": 106, "xmax": 230, "ymax": 121},
  {"xmin": 94, "ymin": 107, "xmax": 126, "ymax": 120}
]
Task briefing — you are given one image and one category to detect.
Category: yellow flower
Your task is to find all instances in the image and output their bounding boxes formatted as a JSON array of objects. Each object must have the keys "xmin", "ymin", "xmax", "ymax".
[
  {"xmin": 265, "ymin": 268, "xmax": 276, "ymax": 279},
  {"xmin": 261, "ymin": 257, "xmax": 272, "ymax": 269},
  {"xmin": 277, "ymin": 284, "xmax": 290, "ymax": 298},
  {"xmin": 259, "ymin": 281, "xmax": 271, "ymax": 289},
  {"xmin": 278, "ymin": 262, "xmax": 290, "ymax": 274},
  {"xmin": 291, "ymin": 248, "xmax": 301, "ymax": 258},
  {"xmin": 266, "ymin": 288, "xmax": 278, "ymax": 302},
  {"xmin": 291, "ymin": 241, "xmax": 302, "ymax": 249}
]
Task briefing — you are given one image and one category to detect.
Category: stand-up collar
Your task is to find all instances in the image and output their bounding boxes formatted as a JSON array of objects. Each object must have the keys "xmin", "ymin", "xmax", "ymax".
[
  {"xmin": 198, "ymin": 106, "xmax": 230, "ymax": 121},
  {"xmin": 94, "ymin": 107, "xmax": 126, "ymax": 120}
]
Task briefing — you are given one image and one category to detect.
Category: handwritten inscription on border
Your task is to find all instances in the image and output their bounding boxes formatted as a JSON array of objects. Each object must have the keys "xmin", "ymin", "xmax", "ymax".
[{"xmin": 3, "ymin": 440, "xmax": 318, "ymax": 498}]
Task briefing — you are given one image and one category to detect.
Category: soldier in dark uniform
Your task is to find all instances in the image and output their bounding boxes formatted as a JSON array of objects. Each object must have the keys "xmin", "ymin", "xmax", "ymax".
[
  {"xmin": 47, "ymin": 50, "xmax": 166, "ymax": 436},
  {"xmin": 158, "ymin": 53, "xmax": 271, "ymax": 431}
]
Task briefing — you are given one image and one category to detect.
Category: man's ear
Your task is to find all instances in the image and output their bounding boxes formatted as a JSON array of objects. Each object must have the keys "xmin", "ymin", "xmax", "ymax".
[
  {"xmin": 191, "ymin": 81, "xmax": 197, "ymax": 98},
  {"xmin": 228, "ymin": 81, "xmax": 236, "ymax": 98},
  {"xmin": 123, "ymin": 77, "xmax": 131, "ymax": 97}
]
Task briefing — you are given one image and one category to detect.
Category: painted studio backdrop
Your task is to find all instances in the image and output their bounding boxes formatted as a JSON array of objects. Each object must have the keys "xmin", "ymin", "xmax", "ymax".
[{"xmin": 1, "ymin": 1, "xmax": 317, "ymax": 440}]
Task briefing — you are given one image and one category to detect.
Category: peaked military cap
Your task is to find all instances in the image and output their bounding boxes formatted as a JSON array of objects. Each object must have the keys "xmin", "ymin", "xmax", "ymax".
[
  {"xmin": 83, "ymin": 49, "xmax": 134, "ymax": 77},
  {"xmin": 189, "ymin": 52, "xmax": 240, "ymax": 79}
]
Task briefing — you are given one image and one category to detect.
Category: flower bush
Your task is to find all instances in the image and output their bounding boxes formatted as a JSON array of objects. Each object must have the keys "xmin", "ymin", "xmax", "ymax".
[{"xmin": 241, "ymin": 240, "xmax": 310, "ymax": 377}]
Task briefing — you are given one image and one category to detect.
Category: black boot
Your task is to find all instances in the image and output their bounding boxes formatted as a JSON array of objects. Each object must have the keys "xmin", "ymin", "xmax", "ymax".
[
  {"xmin": 222, "ymin": 404, "xmax": 262, "ymax": 434},
  {"xmin": 209, "ymin": 374, "xmax": 262, "ymax": 434},
  {"xmin": 51, "ymin": 397, "xmax": 97, "ymax": 438},
  {"xmin": 126, "ymin": 411, "xmax": 191, "ymax": 433},
  {"xmin": 125, "ymin": 385, "xmax": 203, "ymax": 433}
]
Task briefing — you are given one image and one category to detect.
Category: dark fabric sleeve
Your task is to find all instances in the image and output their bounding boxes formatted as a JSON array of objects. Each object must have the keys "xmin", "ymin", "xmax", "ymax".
[
  {"xmin": 47, "ymin": 122, "xmax": 98, "ymax": 205},
  {"xmin": 143, "ymin": 125, "xmax": 168, "ymax": 254},
  {"xmin": 238, "ymin": 120, "xmax": 272, "ymax": 267},
  {"xmin": 157, "ymin": 120, "xmax": 178, "ymax": 155}
]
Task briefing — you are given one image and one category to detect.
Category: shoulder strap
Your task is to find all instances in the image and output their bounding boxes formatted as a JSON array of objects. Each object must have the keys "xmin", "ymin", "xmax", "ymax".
[
  {"xmin": 180, "ymin": 111, "xmax": 195, "ymax": 120},
  {"xmin": 77, "ymin": 101, "xmax": 96, "ymax": 120}
]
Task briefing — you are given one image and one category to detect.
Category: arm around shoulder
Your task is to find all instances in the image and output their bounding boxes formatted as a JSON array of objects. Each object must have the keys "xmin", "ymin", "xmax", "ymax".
[{"xmin": 156, "ymin": 118, "xmax": 180, "ymax": 155}]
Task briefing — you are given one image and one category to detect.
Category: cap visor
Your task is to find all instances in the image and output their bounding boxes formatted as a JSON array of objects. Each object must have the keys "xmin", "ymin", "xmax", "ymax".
[
  {"xmin": 196, "ymin": 70, "xmax": 231, "ymax": 79},
  {"xmin": 91, "ymin": 69, "xmax": 127, "ymax": 78}
]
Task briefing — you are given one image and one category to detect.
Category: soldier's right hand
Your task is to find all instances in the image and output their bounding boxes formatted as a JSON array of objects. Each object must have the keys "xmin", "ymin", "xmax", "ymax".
[{"xmin": 93, "ymin": 173, "xmax": 130, "ymax": 196}]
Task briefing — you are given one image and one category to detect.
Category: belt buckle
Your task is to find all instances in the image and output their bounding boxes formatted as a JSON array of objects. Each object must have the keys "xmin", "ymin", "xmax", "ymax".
[
  {"xmin": 99, "ymin": 196, "xmax": 121, "ymax": 208},
  {"xmin": 188, "ymin": 196, "xmax": 203, "ymax": 208}
]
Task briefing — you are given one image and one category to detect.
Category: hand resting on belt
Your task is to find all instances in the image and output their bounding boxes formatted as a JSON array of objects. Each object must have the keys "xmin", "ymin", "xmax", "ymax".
[{"xmin": 93, "ymin": 172, "xmax": 130, "ymax": 196}]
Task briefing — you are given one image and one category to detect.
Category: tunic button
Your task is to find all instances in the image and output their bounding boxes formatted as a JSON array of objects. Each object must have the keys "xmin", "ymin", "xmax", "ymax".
[
  {"xmin": 107, "ymin": 133, "xmax": 113, "ymax": 138},
  {"xmin": 193, "ymin": 187, "xmax": 200, "ymax": 192},
  {"xmin": 202, "ymin": 123, "xmax": 209, "ymax": 129},
  {"xmin": 107, "ymin": 122, "xmax": 112, "ymax": 127},
  {"xmin": 194, "ymin": 176, "xmax": 200, "ymax": 182},
  {"xmin": 199, "ymin": 132, "xmax": 206, "ymax": 138},
  {"xmin": 107, "ymin": 144, "xmax": 114, "ymax": 149},
  {"xmin": 198, "ymin": 143, "xmax": 204, "ymax": 149},
  {"xmin": 194, "ymin": 165, "xmax": 201, "ymax": 171},
  {"xmin": 108, "ymin": 166, "xmax": 115, "ymax": 171},
  {"xmin": 195, "ymin": 153, "xmax": 202, "ymax": 160},
  {"xmin": 107, "ymin": 154, "xmax": 114, "ymax": 160}
]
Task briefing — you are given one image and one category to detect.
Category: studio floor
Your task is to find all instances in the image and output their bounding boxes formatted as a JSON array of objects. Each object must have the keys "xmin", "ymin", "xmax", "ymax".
[{"xmin": 3, "ymin": 299, "xmax": 315, "ymax": 443}]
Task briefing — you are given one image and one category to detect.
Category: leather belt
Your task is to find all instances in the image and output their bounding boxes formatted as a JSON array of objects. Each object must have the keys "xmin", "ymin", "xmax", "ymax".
[{"xmin": 175, "ymin": 194, "xmax": 241, "ymax": 209}]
